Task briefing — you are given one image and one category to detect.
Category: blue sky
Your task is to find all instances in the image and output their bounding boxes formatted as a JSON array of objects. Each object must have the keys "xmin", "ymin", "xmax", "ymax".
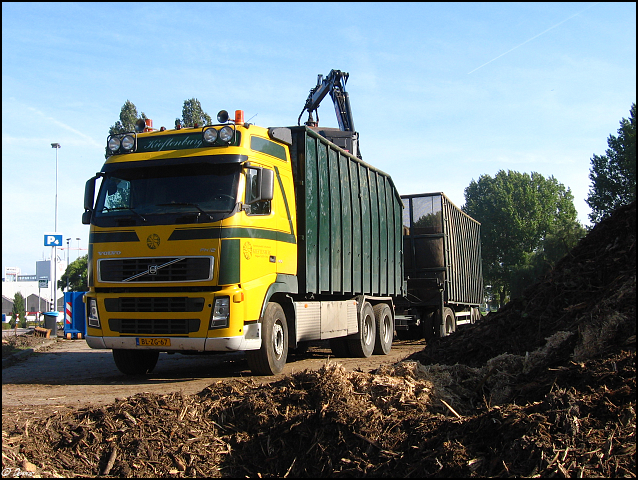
[{"xmin": 2, "ymin": 2, "xmax": 636, "ymax": 277}]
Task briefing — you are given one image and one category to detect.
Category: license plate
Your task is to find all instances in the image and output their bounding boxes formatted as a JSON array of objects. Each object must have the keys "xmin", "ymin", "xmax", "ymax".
[{"xmin": 136, "ymin": 337, "xmax": 171, "ymax": 347}]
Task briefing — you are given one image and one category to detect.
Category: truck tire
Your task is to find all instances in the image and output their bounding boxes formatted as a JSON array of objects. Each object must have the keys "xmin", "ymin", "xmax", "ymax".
[
  {"xmin": 112, "ymin": 349, "xmax": 159, "ymax": 375},
  {"xmin": 348, "ymin": 302, "xmax": 376, "ymax": 358},
  {"xmin": 442, "ymin": 307, "xmax": 456, "ymax": 337},
  {"xmin": 246, "ymin": 302, "xmax": 288, "ymax": 375},
  {"xmin": 329, "ymin": 337, "xmax": 350, "ymax": 357},
  {"xmin": 373, "ymin": 303, "xmax": 393, "ymax": 355},
  {"xmin": 470, "ymin": 307, "xmax": 480, "ymax": 324}
]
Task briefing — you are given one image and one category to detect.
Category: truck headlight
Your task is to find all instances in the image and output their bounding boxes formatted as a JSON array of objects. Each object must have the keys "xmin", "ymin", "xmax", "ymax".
[
  {"xmin": 107, "ymin": 136, "xmax": 121, "ymax": 153},
  {"xmin": 121, "ymin": 134, "xmax": 135, "ymax": 152},
  {"xmin": 210, "ymin": 297, "xmax": 230, "ymax": 329},
  {"xmin": 87, "ymin": 298, "xmax": 100, "ymax": 328},
  {"xmin": 219, "ymin": 126, "xmax": 234, "ymax": 143},
  {"xmin": 203, "ymin": 127, "xmax": 218, "ymax": 144}
]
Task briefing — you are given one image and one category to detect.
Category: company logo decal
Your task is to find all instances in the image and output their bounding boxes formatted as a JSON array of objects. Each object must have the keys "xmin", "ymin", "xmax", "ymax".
[
  {"xmin": 147, "ymin": 234, "xmax": 160, "ymax": 249},
  {"xmin": 243, "ymin": 241, "xmax": 253, "ymax": 260}
]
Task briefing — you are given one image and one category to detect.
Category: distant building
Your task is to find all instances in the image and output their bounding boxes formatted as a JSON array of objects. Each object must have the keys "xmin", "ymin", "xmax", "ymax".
[
  {"xmin": 4, "ymin": 267, "xmax": 20, "ymax": 282},
  {"xmin": 2, "ymin": 280, "xmax": 60, "ymax": 315},
  {"xmin": 2, "ymin": 259, "xmax": 68, "ymax": 315}
]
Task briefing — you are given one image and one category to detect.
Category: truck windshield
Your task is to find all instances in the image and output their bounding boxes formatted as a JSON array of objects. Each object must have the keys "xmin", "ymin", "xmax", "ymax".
[{"xmin": 95, "ymin": 162, "xmax": 240, "ymax": 223}]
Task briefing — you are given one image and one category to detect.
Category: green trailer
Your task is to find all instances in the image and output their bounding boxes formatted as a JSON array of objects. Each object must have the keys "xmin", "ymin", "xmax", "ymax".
[{"xmin": 395, "ymin": 192, "xmax": 483, "ymax": 339}]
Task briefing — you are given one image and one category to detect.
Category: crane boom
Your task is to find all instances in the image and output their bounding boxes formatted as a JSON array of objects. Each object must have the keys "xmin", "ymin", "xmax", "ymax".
[{"xmin": 298, "ymin": 69, "xmax": 361, "ymax": 159}]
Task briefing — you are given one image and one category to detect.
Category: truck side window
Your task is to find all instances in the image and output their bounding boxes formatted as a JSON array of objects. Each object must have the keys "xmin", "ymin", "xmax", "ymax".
[{"xmin": 245, "ymin": 168, "xmax": 272, "ymax": 216}]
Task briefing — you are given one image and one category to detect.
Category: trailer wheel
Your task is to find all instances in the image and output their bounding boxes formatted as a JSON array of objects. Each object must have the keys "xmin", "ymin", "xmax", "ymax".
[
  {"xmin": 442, "ymin": 307, "xmax": 456, "ymax": 337},
  {"xmin": 112, "ymin": 349, "xmax": 159, "ymax": 375},
  {"xmin": 246, "ymin": 302, "xmax": 288, "ymax": 375},
  {"xmin": 470, "ymin": 307, "xmax": 480, "ymax": 324},
  {"xmin": 373, "ymin": 303, "xmax": 393, "ymax": 355},
  {"xmin": 348, "ymin": 302, "xmax": 376, "ymax": 358},
  {"xmin": 329, "ymin": 337, "xmax": 350, "ymax": 357}
]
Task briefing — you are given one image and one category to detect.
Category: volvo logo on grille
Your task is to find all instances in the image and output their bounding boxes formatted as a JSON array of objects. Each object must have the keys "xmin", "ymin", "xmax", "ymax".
[{"xmin": 120, "ymin": 257, "xmax": 187, "ymax": 282}]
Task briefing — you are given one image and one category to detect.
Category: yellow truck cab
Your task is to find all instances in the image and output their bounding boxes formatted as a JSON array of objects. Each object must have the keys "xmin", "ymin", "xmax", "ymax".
[{"xmin": 83, "ymin": 110, "xmax": 404, "ymax": 376}]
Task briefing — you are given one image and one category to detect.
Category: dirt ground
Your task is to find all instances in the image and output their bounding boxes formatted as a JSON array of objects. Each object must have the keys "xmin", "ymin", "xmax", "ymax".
[
  {"xmin": 1, "ymin": 336, "xmax": 427, "ymax": 409},
  {"xmin": 2, "ymin": 201, "xmax": 635, "ymax": 478}
]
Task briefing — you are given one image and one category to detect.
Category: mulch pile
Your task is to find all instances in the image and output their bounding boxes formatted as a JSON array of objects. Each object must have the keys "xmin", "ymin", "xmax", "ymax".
[{"xmin": 2, "ymin": 202, "xmax": 635, "ymax": 477}]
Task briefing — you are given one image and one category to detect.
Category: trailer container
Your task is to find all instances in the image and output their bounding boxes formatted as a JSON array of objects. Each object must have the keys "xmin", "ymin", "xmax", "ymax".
[
  {"xmin": 289, "ymin": 127, "xmax": 403, "ymax": 298},
  {"xmin": 395, "ymin": 192, "xmax": 483, "ymax": 339}
]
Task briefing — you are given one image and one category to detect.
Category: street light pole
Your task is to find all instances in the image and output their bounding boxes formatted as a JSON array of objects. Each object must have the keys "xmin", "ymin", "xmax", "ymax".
[
  {"xmin": 66, "ymin": 237, "xmax": 71, "ymax": 291},
  {"xmin": 51, "ymin": 143, "xmax": 61, "ymax": 312},
  {"xmin": 76, "ymin": 237, "xmax": 81, "ymax": 261}
]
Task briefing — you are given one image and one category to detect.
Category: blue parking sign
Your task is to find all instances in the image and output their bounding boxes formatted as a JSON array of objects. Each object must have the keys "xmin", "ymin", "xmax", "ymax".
[{"xmin": 44, "ymin": 234, "xmax": 63, "ymax": 246}]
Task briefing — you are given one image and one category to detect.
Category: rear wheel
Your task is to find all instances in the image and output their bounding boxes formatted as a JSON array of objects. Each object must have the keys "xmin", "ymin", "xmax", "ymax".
[
  {"xmin": 373, "ymin": 303, "xmax": 393, "ymax": 355},
  {"xmin": 442, "ymin": 307, "xmax": 456, "ymax": 337},
  {"xmin": 246, "ymin": 302, "xmax": 288, "ymax": 375},
  {"xmin": 112, "ymin": 349, "xmax": 159, "ymax": 375},
  {"xmin": 348, "ymin": 302, "xmax": 376, "ymax": 358}
]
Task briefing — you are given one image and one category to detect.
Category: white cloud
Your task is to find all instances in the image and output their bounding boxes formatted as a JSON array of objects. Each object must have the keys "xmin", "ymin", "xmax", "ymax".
[{"xmin": 26, "ymin": 106, "xmax": 103, "ymax": 149}]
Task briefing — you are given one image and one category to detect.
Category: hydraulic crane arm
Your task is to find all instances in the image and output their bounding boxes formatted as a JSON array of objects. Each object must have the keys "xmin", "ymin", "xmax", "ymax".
[{"xmin": 298, "ymin": 69, "xmax": 361, "ymax": 159}]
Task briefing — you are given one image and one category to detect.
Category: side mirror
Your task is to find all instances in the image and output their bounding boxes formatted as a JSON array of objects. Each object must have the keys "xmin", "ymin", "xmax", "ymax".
[
  {"xmin": 83, "ymin": 175, "xmax": 101, "ymax": 224},
  {"xmin": 245, "ymin": 168, "xmax": 274, "ymax": 205},
  {"xmin": 260, "ymin": 169, "xmax": 274, "ymax": 201},
  {"xmin": 84, "ymin": 177, "xmax": 96, "ymax": 211}
]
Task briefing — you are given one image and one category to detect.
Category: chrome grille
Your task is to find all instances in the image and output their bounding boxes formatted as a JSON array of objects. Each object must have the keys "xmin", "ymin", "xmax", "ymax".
[{"xmin": 98, "ymin": 256, "xmax": 213, "ymax": 283}]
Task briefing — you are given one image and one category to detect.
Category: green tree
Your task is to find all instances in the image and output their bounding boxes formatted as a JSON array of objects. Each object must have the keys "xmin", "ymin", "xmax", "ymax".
[
  {"xmin": 109, "ymin": 100, "xmax": 148, "ymax": 135},
  {"xmin": 10, "ymin": 292, "xmax": 27, "ymax": 328},
  {"xmin": 463, "ymin": 170, "xmax": 582, "ymax": 306},
  {"xmin": 182, "ymin": 98, "xmax": 212, "ymax": 127},
  {"xmin": 586, "ymin": 103, "xmax": 636, "ymax": 224},
  {"xmin": 59, "ymin": 255, "xmax": 88, "ymax": 292}
]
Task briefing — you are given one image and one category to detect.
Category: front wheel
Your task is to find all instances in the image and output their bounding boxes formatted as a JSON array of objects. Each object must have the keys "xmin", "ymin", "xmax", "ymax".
[
  {"xmin": 348, "ymin": 302, "xmax": 376, "ymax": 358},
  {"xmin": 246, "ymin": 302, "xmax": 288, "ymax": 375},
  {"xmin": 373, "ymin": 303, "xmax": 393, "ymax": 355},
  {"xmin": 112, "ymin": 349, "xmax": 159, "ymax": 375}
]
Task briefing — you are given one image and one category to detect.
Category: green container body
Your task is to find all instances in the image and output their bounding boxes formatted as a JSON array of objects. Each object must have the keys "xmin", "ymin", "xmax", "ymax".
[{"xmin": 288, "ymin": 127, "xmax": 404, "ymax": 297}]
